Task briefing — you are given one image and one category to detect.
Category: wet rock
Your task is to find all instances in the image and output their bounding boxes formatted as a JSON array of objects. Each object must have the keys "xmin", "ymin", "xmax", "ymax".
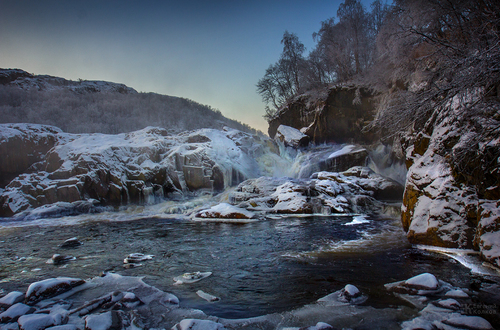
[
  {"xmin": 0, "ymin": 292, "xmax": 25, "ymax": 309},
  {"xmin": 172, "ymin": 319, "xmax": 226, "ymax": 330},
  {"xmin": 47, "ymin": 254, "xmax": 75, "ymax": 266},
  {"xmin": 25, "ymin": 278, "xmax": 85, "ymax": 305},
  {"xmin": 0, "ymin": 303, "xmax": 35, "ymax": 323},
  {"xmin": 59, "ymin": 238, "xmax": 82, "ymax": 249}
]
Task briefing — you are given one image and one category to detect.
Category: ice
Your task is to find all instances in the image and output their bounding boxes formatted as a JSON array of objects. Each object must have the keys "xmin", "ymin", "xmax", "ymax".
[
  {"xmin": 404, "ymin": 273, "xmax": 439, "ymax": 290},
  {"xmin": 17, "ymin": 313, "xmax": 63, "ymax": 330},
  {"xmin": 84, "ymin": 312, "xmax": 112, "ymax": 330},
  {"xmin": 196, "ymin": 290, "xmax": 220, "ymax": 302},
  {"xmin": 445, "ymin": 289, "xmax": 469, "ymax": 298},
  {"xmin": 328, "ymin": 145, "xmax": 358, "ymax": 158}
]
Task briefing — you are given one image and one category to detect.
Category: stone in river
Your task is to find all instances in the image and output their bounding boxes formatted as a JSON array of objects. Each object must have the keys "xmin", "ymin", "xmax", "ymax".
[
  {"xmin": 59, "ymin": 237, "xmax": 82, "ymax": 248},
  {"xmin": 172, "ymin": 319, "xmax": 227, "ymax": 330},
  {"xmin": 404, "ymin": 273, "xmax": 439, "ymax": 290},
  {"xmin": 17, "ymin": 313, "xmax": 66, "ymax": 330}
]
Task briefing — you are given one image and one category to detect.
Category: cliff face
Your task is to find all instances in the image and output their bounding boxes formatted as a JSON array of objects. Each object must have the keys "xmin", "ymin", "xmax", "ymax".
[
  {"xmin": 400, "ymin": 90, "xmax": 500, "ymax": 267},
  {"xmin": 268, "ymin": 85, "xmax": 378, "ymax": 144}
]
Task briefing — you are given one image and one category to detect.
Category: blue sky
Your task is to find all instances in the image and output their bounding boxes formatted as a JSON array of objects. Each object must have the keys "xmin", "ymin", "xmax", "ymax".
[{"xmin": 0, "ymin": 0, "xmax": 377, "ymax": 132}]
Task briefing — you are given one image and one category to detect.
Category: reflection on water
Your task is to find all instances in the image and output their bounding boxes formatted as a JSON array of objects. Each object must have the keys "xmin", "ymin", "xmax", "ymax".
[{"xmin": 0, "ymin": 214, "xmax": 485, "ymax": 319}]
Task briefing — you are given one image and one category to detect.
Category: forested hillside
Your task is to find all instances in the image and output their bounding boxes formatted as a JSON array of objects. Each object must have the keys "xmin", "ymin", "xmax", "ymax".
[{"xmin": 0, "ymin": 69, "xmax": 258, "ymax": 135}]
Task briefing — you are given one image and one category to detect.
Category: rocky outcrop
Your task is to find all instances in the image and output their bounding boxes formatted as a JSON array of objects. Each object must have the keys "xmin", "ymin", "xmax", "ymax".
[
  {"xmin": 401, "ymin": 92, "xmax": 500, "ymax": 267},
  {"xmin": 268, "ymin": 85, "xmax": 378, "ymax": 144},
  {"xmin": 0, "ymin": 124, "xmax": 282, "ymax": 217},
  {"xmin": 274, "ymin": 125, "xmax": 310, "ymax": 148},
  {"xmin": 226, "ymin": 166, "xmax": 403, "ymax": 215}
]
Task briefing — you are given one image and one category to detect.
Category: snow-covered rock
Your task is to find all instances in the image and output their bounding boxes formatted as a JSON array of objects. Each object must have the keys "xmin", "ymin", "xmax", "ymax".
[
  {"xmin": 17, "ymin": 313, "xmax": 65, "ymax": 330},
  {"xmin": 0, "ymin": 292, "xmax": 25, "ymax": 308},
  {"xmin": 25, "ymin": 277, "xmax": 85, "ymax": 305},
  {"xmin": 404, "ymin": 273, "xmax": 439, "ymax": 290},
  {"xmin": 400, "ymin": 91, "xmax": 500, "ymax": 267},
  {"xmin": 274, "ymin": 125, "xmax": 310, "ymax": 148},
  {"xmin": 0, "ymin": 303, "xmax": 35, "ymax": 323},
  {"xmin": 194, "ymin": 203, "xmax": 255, "ymax": 219},
  {"xmin": 0, "ymin": 124, "xmax": 283, "ymax": 217},
  {"xmin": 230, "ymin": 166, "xmax": 402, "ymax": 215},
  {"xmin": 172, "ymin": 319, "xmax": 227, "ymax": 330}
]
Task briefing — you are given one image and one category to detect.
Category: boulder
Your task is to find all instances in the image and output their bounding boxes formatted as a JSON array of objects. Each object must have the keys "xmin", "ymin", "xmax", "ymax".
[
  {"xmin": 195, "ymin": 203, "xmax": 255, "ymax": 219},
  {"xmin": 274, "ymin": 125, "xmax": 310, "ymax": 148}
]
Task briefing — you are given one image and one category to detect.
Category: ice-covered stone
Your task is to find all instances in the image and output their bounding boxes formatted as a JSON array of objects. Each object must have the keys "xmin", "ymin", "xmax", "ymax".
[
  {"xmin": 25, "ymin": 277, "xmax": 85, "ymax": 305},
  {"xmin": 172, "ymin": 319, "xmax": 226, "ymax": 330},
  {"xmin": 0, "ymin": 303, "xmax": 35, "ymax": 323},
  {"xmin": 0, "ymin": 292, "xmax": 25, "ymax": 308},
  {"xmin": 433, "ymin": 299, "xmax": 460, "ymax": 310}
]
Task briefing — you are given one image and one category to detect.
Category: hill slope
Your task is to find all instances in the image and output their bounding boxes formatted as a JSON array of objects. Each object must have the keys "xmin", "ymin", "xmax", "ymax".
[{"xmin": 0, "ymin": 69, "xmax": 257, "ymax": 135}]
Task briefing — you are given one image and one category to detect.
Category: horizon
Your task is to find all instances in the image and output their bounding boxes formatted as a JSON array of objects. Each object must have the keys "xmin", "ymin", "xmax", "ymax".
[{"xmin": 1, "ymin": 0, "xmax": 379, "ymax": 132}]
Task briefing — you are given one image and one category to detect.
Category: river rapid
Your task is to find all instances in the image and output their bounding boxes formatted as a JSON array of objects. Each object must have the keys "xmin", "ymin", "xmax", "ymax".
[{"xmin": 1, "ymin": 201, "xmax": 498, "ymax": 326}]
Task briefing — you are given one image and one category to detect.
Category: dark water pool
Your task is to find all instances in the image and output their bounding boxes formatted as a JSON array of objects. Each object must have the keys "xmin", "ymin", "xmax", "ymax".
[{"xmin": 0, "ymin": 215, "xmax": 490, "ymax": 319}]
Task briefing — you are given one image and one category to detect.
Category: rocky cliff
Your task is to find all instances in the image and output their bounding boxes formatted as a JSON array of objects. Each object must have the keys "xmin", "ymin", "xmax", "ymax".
[
  {"xmin": 400, "ymin": 90, "xmax": 500, "ymax": 267},
  {"xmin": 0, "ymin": 124, "xmax": 284, "ymax": 217},
  {"xmin": 268, "ymin": 85, "xmax": 378, "ymax": 144}
]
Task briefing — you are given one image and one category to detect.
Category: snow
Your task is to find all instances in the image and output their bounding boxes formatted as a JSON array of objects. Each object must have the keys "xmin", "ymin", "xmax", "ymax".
[
  {"xmin": 343, "ymin": 284, "xmax": 360, "ymax": 296},
  {"xmin": 196, "ymin": 203, "xmax": 255, "ymax": 219},
  {"xmin": 404, "ymin": 273, "xmax": 439, "ymax": 290},
  {"xmin": 196, "ymin": 290, "xmax": 220, "ymax": 302},
  {"xmin": 445, "ymin": 289, "xmax": 469, "ymax": 298},
  {"xmin": 479, "ymin": 231, "xmax": 500, "ymax": 267},
  {"xmin": 275, "ymin": 125, "xmax": 309, "ymax": 147}
]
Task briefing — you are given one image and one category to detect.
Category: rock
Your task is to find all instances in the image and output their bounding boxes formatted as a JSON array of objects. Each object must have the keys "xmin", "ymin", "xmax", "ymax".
[
  {"xmin": 25, "ymin": 277, "xmax": 85, "ymax": 305},
  {"xmin": 441, "ymin": 315, "xmax": 493, "ymax": 330},
  {"xmin": 445, "ymin": 289, "xmax": 469, "ymax": 298},
  {"xmin": 323, "ymin": 145, "xmax": 368, "ymax": 172},
  {"xmin": 84, "ymin": 311, "xmax": 122, "ymax": 330},
  {"xmin": 405, "ymin": 273, "xmax": 439, "ymax": 290},
  {"xmin": 0, "ymin": 303, "xmax": 35, "ymax": 323},
  {"xmin": 172, "ymin": 319, "xmax": 226, "ymax": 330},
  {"xmin": 432, "ymin": 299, "xmax": 460, "ymax": 310},
  {"xmin": 0, "ymin": 292, "xmax": 25, "ymax": 309},
  {"xmin": 299, "ymin": 322, "xmax": 337, "ymax": 330},
  {"xmin": 196, "ymin": 290, "xmax": 220, "ymax": 302},
  {"xmin": 47, "ymin": 254, "xmax": 75, "ymax": 265},
  {"xmin": 123, "ymin": 253, "xmax": 154, "ymax": 264},
  {"xmin": 268, "ymin": 85, "xmax": 378, "ymax": 144},
  {"xmin": 194, "ymin": 203, "xmax": 255, "ymax": 219},
  {"xmin": 45, "ymin": 325, "xmax": 78, "ymax": 330},
  {"xmin": 17, "ymin": 313, "xmax": 65, "ymax": 330},
  {"xmin": 59, "ymin": 237, "xmax": 82, "ymax": 248},
  {"xmin": 274, "ymin": 125, "xmax": 310, "ymax": 148},
  {"xmin": 173, "ymin": 272, "xmax": 212, "ymax": 285}
]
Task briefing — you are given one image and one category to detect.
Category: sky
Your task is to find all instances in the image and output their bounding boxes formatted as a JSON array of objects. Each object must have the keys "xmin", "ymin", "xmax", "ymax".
[{"xmin": 0, "ymin": 0, "xmax": 376, "ymax": 132}]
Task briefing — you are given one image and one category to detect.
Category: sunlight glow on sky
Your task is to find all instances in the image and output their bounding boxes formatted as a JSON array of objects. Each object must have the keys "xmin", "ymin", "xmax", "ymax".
[{"xmin": 0, "ymin": 0, "xmax": 375, "ymax": 132}]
